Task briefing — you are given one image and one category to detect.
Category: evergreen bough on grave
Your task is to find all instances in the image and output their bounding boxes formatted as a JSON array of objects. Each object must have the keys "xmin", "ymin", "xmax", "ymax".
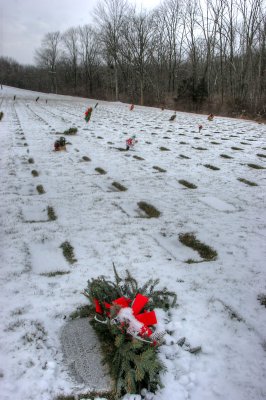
[{"xmin": 83, "ymin": 265, "xmax": 177, "ymax": 398}]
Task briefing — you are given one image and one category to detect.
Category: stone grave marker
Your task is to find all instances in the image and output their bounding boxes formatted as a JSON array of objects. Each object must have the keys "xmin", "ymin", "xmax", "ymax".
[{"xmin": 61, "ymin": 318, "xmax": 113, "ymax": 391}]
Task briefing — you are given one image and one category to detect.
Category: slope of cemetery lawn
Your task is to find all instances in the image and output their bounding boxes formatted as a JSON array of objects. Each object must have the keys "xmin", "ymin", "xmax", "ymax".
[{"xmin": 0, "ymin": 85, "xmax": 265, "ymax": 400}]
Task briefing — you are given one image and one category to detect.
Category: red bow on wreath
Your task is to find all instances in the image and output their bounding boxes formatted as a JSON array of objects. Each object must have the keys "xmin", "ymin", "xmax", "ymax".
[
  {"xmin": 93, "ymin": 293, "xmax": 158, "ymax": 342},
  {"xmin": 85, "ymin": 107, "xmax": 92, "ymax": 116}
]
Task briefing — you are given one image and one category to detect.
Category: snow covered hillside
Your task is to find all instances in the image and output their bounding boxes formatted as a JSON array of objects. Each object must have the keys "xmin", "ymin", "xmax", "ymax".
[{"xmin": 0, "ymin": 86, "xmax": 265, "ymax": 400}]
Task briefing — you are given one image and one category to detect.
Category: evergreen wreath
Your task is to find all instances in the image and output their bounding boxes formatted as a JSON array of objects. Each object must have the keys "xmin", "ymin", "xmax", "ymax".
[{"xmin": 83, "ymin": 264, "xmax": 177, "ymax": 398}]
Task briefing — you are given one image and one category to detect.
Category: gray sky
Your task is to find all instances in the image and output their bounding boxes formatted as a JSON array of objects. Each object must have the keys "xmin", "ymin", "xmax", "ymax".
[{"xmin": 0, "ymin": 0, "xmax": 160, "ymax": 65}]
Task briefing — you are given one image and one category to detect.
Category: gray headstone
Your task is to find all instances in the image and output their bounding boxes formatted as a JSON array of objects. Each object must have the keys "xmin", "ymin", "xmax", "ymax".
[{"xmin": 61, "ymin": 318, "xmax": 113, "ymax": 391}]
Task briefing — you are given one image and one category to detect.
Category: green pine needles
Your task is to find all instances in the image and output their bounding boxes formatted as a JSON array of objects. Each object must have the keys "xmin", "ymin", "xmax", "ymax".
[{"xmin": 84, "ymin": 264, "xmax": 177, "ymax": 398}]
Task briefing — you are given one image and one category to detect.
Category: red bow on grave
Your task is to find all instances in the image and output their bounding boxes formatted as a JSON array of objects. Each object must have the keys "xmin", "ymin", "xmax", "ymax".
[{"xmin": 93, "ymin": 293, "xmax": 157, "ymax": 339}]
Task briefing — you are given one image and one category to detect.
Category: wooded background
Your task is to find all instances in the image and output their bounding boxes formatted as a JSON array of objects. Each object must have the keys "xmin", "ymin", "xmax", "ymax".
[{"xmin": 1, "ymin": 0, "xmax": 265, "ymax": 117}]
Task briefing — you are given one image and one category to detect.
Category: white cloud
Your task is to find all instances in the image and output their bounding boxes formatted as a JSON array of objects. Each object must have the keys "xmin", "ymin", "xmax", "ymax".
[{"xmin": 0, "ymin": 0, "xmax": 161, "ymax": 64}]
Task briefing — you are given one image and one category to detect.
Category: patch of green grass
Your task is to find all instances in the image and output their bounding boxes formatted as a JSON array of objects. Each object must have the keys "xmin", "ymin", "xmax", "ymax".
[
  {"xmin": 95, "ymin": 167, "xmax": 107, "ymax": 174},
  {"xmin": 220, "ymin": 154, "xmax": 233, "ymax": 159},
  {"xmin": 107, "ymin": 141, "xmax": 114, "ymax": 144},
  {"xmin": 153, "ymin": 166, "xmax": 166, "ymax": 172},
  {"xmin": 257, "ymin": 153, "xmax": 266, "ymax": 158},
  {"xmin": 247, "ymin": 163, "xmax": 265, "ymax": 169},
  {"xmin": 41, "ymin": 271, "xmax": 70, "ymax": 277},
  {"xmin": 179, "ymin": 141, "xmax": 188, "ymax": 144},
  {"xmin": 204, "ymin": 164, "xmax": 220, "ymax": 170},
  {"xmin": 133, "ymin": 155, "xmax": 145, "ymax": 160},
  {"xmin": 258, "ymin": 294, "xmax": 266, "ymax": 307},
  {"xmin": 179, "ymin": 232, "xmax": 217, "ymax": 261},
  {"xmin": 47, "ymin": 206, "xmax": 57, "ymax": 221},
  {"xmin": 194, "ymin": 136, "xmax": 201, "ymax": 139},
  {"xmin": 237, "ymin": 178, "xmax": 258, "ymax": 186},
  {"xmin": 36, "ymin": 185, "xmax": 45, "ymax": 194},
  {"xmin": 240, "ymin": 142, "xmax": 251, "ymax": 145},
  {"xmin": 63, "ymin": 127, "xmax": 77, "ymax": 135},
  {"xmin": 145, "ymin": 141, "xmax": 151, "ymax": 144},
  {"xmin": 211, "ymin": 141, "xmax": 220, "ymax": 145},
  {"xmin": 60, "ymin": 241, "xmax": 77, "ymax": 264},
  {"xmin": 160, "ymin": 146, "xmax": 170, "ymax": 151},
  {"xmin": 82, "ymin": 156, "xmax": 91, "ymax": 161},
  {"xmin": 31, "ymin": 170, "xmax": 39, "ymax": 177},
  {"xmin": 163, "ymin": 136, "xmax": 171, "ymax": 139},
  {"xmin": 97, "ymin": 136, "xmax": 103, "ymax": 139},
  {"xmin": 179, "ymin": 154, "xmax": 190, "ymax": 159},
  {"xmin": 231, "ymin": 146, "xmax": 243, "ymax": 150},
  {"xmin": 178, "ymin": 180, "xmax": 197, "ymax": 189},
  {"xmin": 192, "ymin": 146, "xmax": 207, "ymax": 150},
  {"xmin": 112, "ymin": 181, "xmax": 127, "ymax": 191},
  {"xmin": 28, "ymin": 158, "xmax": 34, "ymax": 164},
  {"xmin": 138, "ymin": 201, "xmax": 160, "ymax": 218}
]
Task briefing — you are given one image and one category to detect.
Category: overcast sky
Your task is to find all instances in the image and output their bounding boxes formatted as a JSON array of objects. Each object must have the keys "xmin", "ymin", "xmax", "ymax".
[{"xmin": 0, "ymin": 0, "xmax": 161, "ymax": 65}]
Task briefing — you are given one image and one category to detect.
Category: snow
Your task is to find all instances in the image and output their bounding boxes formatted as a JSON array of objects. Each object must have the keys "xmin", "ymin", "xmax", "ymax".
[
  {"xmin": 0, "ymin": 85, "xmax": 266, "ymax": 400},
  {"xmin": 198, "ymin": 196, "xmax": 236, "ymax": 212},
  {"xmin": 116, "ymin": 307, "xmax": 144, "ymax": 333}
]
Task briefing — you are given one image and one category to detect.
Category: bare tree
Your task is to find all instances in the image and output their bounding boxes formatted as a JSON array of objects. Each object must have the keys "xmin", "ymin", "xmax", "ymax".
[
  {"xmin": 6, "ymin": 0, "xmax": 265, "ymax": 116},
  {"xmin": 62, "ymin": 28, "xmax": 79, "ymax": 93},
  {"xmin": 94, "ymin": 0, "xmax": 130, "ymax": 100},
  {"xmin": 79, "ymin": 25, "xmax": 99, "ymax": 96},
  {"xmin": 35, "ymin": 31, "xmax": 61, "ymax": 93},
  {"xmin": 120, "ymin": 9, "xmax": 154, "ymax": 105}
]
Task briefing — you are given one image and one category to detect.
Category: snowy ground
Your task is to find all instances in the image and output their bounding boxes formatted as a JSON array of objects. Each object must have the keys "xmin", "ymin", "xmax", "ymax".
[{"xmin": 0, "ymin": 85, "xmax": 265, "ymax": 400}]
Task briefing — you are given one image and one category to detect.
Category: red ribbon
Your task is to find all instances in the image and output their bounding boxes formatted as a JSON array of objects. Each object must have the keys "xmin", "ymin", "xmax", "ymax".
[{"xmin": 93, "ymin": 293, "xmax": 157, "ymax": 338}]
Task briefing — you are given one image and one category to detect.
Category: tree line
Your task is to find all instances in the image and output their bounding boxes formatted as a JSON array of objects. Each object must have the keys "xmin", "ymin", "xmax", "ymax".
[{"xmin": 1, "ymin": 0, "xmax": 265, "ymax": 117}]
